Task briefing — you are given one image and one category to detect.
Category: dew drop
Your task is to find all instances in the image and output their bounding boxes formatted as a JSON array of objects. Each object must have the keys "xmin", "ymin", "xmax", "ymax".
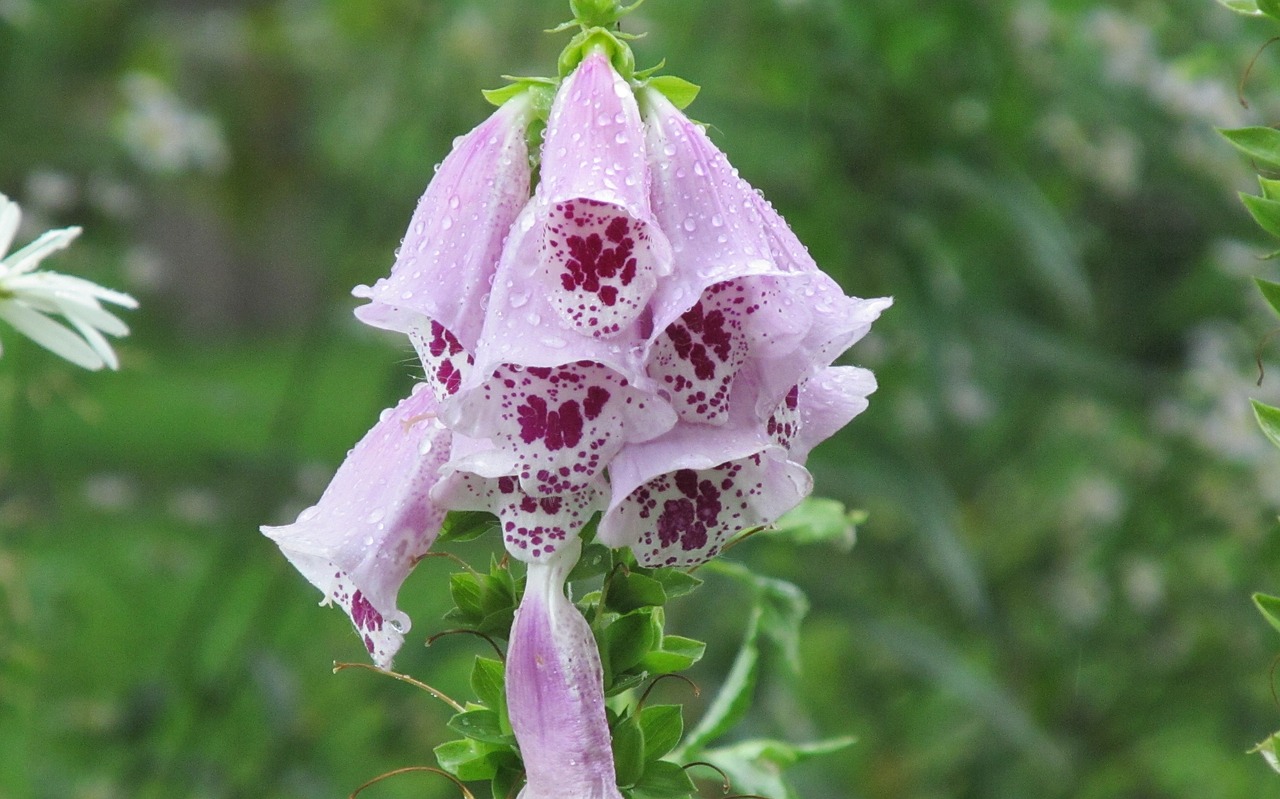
[
  {"xmin": 448, "ymin": 195, "xmax": 460, "ymax": 209},
  {"xmin": 682, "ymin": 217, "xmax": 697, "ymax": 232},
  {"xmin": 693, "ymin": 162, "xmax": 705, "ymax": 176},
  {"xmin": 441, "ymin": 216, "xmax": 454, "ymax": 231},
  {"xmin": 509, "ymin": 290, "xmax": 530, "ymax": 308}
]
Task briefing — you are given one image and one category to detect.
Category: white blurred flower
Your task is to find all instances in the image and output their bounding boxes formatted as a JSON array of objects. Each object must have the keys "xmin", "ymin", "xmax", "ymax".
[
  {"xmin": 117, "ymin": 72, "xmax": 229, "ymax": 175},
  {"xmin": 0, "ymin": 194, "xmax": 137, "ymax": 370}
]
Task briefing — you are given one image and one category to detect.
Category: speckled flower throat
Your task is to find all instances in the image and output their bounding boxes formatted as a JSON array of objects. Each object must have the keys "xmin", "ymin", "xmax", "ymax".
[{"xmin": 262, "ymin": 2, "xmax": 888, "ymax": 797}]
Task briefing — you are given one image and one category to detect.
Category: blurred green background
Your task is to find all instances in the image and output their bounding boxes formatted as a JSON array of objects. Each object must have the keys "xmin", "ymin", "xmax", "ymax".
[{"xmin": 3, "ymin": 0, "xmax": 1280, "ymax": 797}]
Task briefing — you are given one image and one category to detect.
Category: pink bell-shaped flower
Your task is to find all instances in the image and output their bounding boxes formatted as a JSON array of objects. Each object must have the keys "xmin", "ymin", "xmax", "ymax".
[
  {"xmin": 506, "ymin": 539, "xmax": 624, "ymax": 799},
  {"xmin": 261, "ymin": 383, "xmax": 451, "ymax": 668},
  {"xmin": 353, "ymin": 94, "xmax": 534, "ymax": 400},
  {"xmin": 600, "ymin": 366, "xmax": 878, "ymax": 566}
]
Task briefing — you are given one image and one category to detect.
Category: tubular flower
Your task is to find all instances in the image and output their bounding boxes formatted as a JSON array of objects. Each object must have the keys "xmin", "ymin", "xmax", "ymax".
[
  {"xmin": 0, "ymin": 193, "xmax": 137, "ymax": 370},
  {"xmin": 262, "ymin": 383, "xmax": 451, "ymax": 668},
  {"xmin": 506, "ymin": 539, "xmax": 623, "ymax": 799}
]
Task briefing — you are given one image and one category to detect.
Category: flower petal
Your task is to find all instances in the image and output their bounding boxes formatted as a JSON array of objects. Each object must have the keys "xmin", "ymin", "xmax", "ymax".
[
  {"xmin": 599, "ymin": 382, "xmax": 815, "ymax": 566},
  {"xmin": 603, "ymin": 447, "xmax": 811, "ymax": 568},
  {"xmin": 353, "ymin": 95, "xmax": 533, "ymax": 353},
  {"xmin": 0, "ymin": 194, "xmax": 20, "ymax": 258},
  {"xmin": 0, "ymin": 301, "xmax": 104, "ymax": 369},
  {"xmin": 646, "ymin": 276, "xmax": 807, "ymax": 425},
  {"xmin": 447, "ymin": 360, "xmax": 675, "ymax": 497},
  {"xmin": 3, "ymin": 226, "xmax": 81, "ymax": 275},
  {"xmin": 261, "ymin": 384, "xmax": 451, "ymax": 668},
  {"xmin": 467, "ymin": 202, "xmax": 651, "ymax": 390},
  {"xmin": 507, "ymin": 540, "xmax": 623, "ymax": 799},
  {"xmin": 535, "ymin": 52, "xmax": 671, "ymax": 337},
  {"xmin": 788, "ymin": 365, "xmax": 878, "ymax": 463}
]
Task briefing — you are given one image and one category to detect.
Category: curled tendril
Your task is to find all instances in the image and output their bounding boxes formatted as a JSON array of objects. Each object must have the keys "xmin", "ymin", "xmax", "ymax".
[
  {"xmin": 681, "ymin": 761, "xmax": 775, "ymax": 799},
  {"xmin": 637, "ymin": 673, "xmax": 701, "ymax": 710},
  {"xmin": 419, "ymin": 550, "xmax": 478, "ymax": 573},
  {"xmin": 332, "ymin": 661, "xmax": 465, "ymax": 712},
  {"xmin": 348, "ymin": 766, "xmax": 476, "ymax": 799},
  {"xmin": 1239, "ymin": 36, "xmax": 1280, "ymax": 110},
  {"xmin": 682, "ymin": 761, "xmax": 732, "ymax": 794},
  {"xmin": 425, "ymin": 628, "xmax": 507, "ymax": 661},
  {"xmin": 1255, "ymin": 327, "xmax": 1280, "ymax": 386}
]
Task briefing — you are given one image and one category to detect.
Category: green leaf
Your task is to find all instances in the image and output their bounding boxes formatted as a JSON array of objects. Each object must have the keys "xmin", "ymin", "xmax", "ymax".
[
  {"xmin": 649, "ymin": 568, "xmax": 702, "ymax": 599},
  {"xmin": 491, "ymin": 764, "xmax": 524, "ymax": 799},
  {"xmin": 1263, "ymin": 0, "xmax": 1280, "ymax": 17},
  {"xmin": 1252, "ymin": 400, "xmax": 1280, "ymax": 451},
  {"xmin": 612, "ymin": 712, "xmax": 646, "ymax": 787},
  {"xmin": 632, "ymin": 759, "xmax": 696, "ymax": 799},
  {"xmin": 447, "ymin": 708, "xmax": 512, "ymax": 745},
  {"xmin": 1217, "ymin": 0, "xmax": 1262, "ymax": 13},
  {"xmin": 638, "ymin": 635, "xmax": 705, "ymax": 675},
  {"xmin": 605, "ymin": 672, "xmax": 648, "ymax": 697},
  {"xmin": 433, "ymin": 738, "xmax": 517, "ymax": 782},
  {"xmin": 607, "ymin": 572, "xmax": 668, "ymax": 613},
  {"xmin": 647, "ymin": 75, "xmax": 701, "ymax": 109},
  {"xmin": 768, "ymin": 497, "xmax": 865, "ymax": 551},
  {"xmin": 1242, "ymin": 193, "xmax": 1280, "ymax": 240},
  {"xmin": 1253, "ymin": 593, "xmax": 1280, "ymax": 635},
  {"xmin": 470, "ymin": 657, "xmax": 507, "ymax": 727},
  {"xmin": 449, "ymin": 572, "xmax": 483, "ymax": 619},
  {"xmin": 567, "ymin": 541, "xmax": 612, "ymax": 582},
  {"xmin": 1251, "ymin": 730, "xmax": 1280, "ymax": 774},
  {"xmin": 696, "ymin": 737, "xmax": 853, "ymax": 799},
  {"xmin": 1221, "ymin": 127, "xmax": 1280, "ymax": 166},
  {"xmin": 1256, "ymin": 278, "xmax": 1280, "ymax": 318},
  {"xmin": 605, "ymin": 610, "xmax": 657, "ymax": 675},
  {"xmin": 680, "ymin": 608, "xmax": 761, "ymax": 753},
  {"xmin": 639, "ymin": 704, "xmax": 684, "ymax": 761},
  {"xmin": 438, "ymin": 510, "xmax": 498, "ymax": 544}
]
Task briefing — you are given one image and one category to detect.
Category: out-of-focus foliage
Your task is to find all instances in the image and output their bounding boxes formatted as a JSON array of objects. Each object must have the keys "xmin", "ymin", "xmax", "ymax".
[{"xmin": 3, "ymin": 1, "xmax": 1280, "ymax": 798}]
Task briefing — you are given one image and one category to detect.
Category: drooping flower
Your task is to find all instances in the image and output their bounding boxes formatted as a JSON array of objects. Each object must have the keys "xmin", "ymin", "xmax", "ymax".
[
  {"xmin": 353, "ymin": 94, "xmax": 535, "ymax": 401},
  {"xmin": 505, "ymin": 539, "xmax": 623, "ymax": 799},
  {"xmin": 262, "ymin": 383, "xmax": 451, "ymax": 668},
  {"xmin": 590, "ymin": 87, "xmax": 891, "ymax": 566},
  {"xmin": 0, "ymin": 193, "xmax": 137, "ymax": 370}
]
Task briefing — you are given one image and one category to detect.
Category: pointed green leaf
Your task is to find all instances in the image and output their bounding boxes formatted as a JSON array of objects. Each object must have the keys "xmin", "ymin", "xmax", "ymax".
[
  {"xmin": 491, "ymin": 765, "xmax": 523, "ymax": 799},
  {"xmin": 638, "ymin": 635, "xmax": 705, "ymax": 675},
  {"xmin": 1254, "ymin": 593, "xmax": 1280, "ymax": 635},
  {"xmin": 471, "ymin": 656, "xmax": 507, "ymax": 729},
  {"xmin": 1257, "ymin": 278, "xmax": 1280, "ymax": 318},
  {"xmin": 438, "ymin": 510, "xmax": 498, "ymax": 543},
  {"xmin": 567, "ymin": 541, "xmax": 612, "ymax": 582},
  {"xmin": 1242, "ymin": 193, "xmax": 1280, "ymax": 239},
  {"xmin": 447, "ymin": 708, "xmax": 512, "ymax": 745},
  {"xmin": 1251, "ymin": 730, "xmax": 1280, "ymax": 773},
  {"xmin": 632, "ymin": 759, "xmax": 696, "ymax": 799},
  {"xmin": 649, "ymin": 568, "xmax": 702, "ymax": 599},
  {"xmin": 449, "ymin": 572, "xmax": 483, "ymax": 620},
  {"xmin": 1252, "ymin": 400, "xmax": 1280, "ymax": 451},
  {"xmin": 612, "ymin": 712, "xmax": 646, "ymax": 787},
  {"xmin": 1263, "ymin": 0, "xmax": 1280, "ymax": 17},
  {"xmin": 639, "ymin": 704, "xmax": 684, "ymax": 761},
  {"xmin": 607, "ymin": 572, "xmax": 668, "ymax": 613},
  {"xmin": 647, "ymin": 75, "xmax": 701, "ymax": 109},
  {"xmin": 768, "ymin": 497, "xmax": 865, "ymax": 551},
  {"xmin": 1221, "ymin": 127, "xmax": 1280, "ymax": 166},
  {"xmin": 605, "ymin": 610, "xmax": 657, "ymax": 675},
  {"xmin": 1217, "ymin": 0, "xmax": 1262, "ymax": 14},
  {"xmin": 433, "ymin": 738, "xmax": 517, "ymax": 782}
]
